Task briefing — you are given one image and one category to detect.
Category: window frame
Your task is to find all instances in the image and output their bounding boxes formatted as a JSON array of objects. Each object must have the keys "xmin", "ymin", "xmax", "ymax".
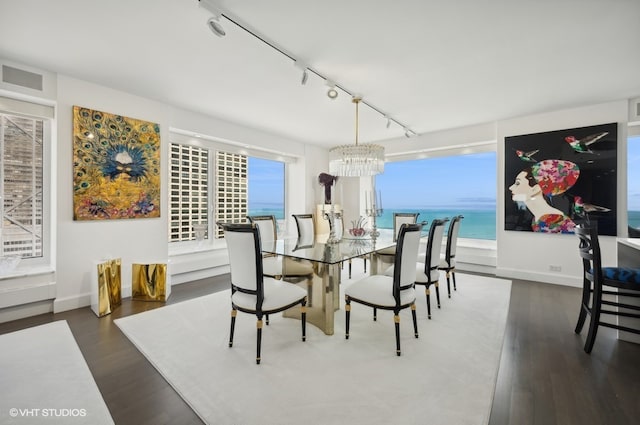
[{"xmin": 0, "ymin": 97, "xmax": 53, "ymax": 270}]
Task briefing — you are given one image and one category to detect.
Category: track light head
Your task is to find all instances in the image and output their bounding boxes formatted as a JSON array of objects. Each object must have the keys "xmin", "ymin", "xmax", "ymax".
[
  {"xmin": 294, "ymin": 61, "xmax": 309, "ymax": 85},
  {"xmin": 199, "ymin": 0, "xmax": 226, "ymax": 37},
  {"xmin": 404, "ymin": 128, "xmax": 411, "ymax": 138},
  {"xmin": 326, "ymin": 80, "xmax": 338, "ymax": 99},
  {"xmin": 207, "ymin": 16, "xmax": 226, "ymax": 37},
  {"xmin": 385, "ymin": 116, "xmax": 391, "ymax": 129}
]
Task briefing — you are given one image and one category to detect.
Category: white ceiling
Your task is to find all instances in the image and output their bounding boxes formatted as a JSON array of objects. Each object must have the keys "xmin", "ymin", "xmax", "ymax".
[{"xmin": 1, "ymin": 0, "xmax": 639, "ymax": 148}]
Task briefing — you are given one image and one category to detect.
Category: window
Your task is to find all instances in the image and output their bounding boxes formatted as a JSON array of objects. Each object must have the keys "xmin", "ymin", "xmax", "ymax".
[
  {"xmin": 169, "ymin": 143, "xmax": 209, "ymax": 242},
  {"xmin": 0, "ymin": 112, "xmax": 44, "ymax": 258},
  {"xmin": 168, "ymin": 138, "xmax": 286, "ymax": 243},
  {"xmin": 214, "ymin": 151, "xmax": 247, "ymax": 238},
  {"xmin": 628, "ymin": 132, "xmax": 640, "ymax": 231},
  {"xmin": 247, "ymin": 157, "xmax": 285, "ymax": 220},
  {"xmin": 376, "ymin": 152, "xmax": 497, "ymax": 240}
]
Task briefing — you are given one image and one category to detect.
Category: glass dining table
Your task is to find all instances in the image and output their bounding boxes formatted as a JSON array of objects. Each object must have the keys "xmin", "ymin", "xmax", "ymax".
[{"xmin": 260, "ymin": 230, "xmax": 396, "ymax": 335}]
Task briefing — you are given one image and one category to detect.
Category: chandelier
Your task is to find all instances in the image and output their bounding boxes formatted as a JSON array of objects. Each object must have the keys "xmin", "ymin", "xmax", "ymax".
[{"xmin": 329, "ymin": 97, "xmax": 385, "ymax": 177}]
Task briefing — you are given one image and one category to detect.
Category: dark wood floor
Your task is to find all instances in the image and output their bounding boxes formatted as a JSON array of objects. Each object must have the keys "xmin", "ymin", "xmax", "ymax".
[{"xmin": 1, "ymin": 272, "xmax": 639, "ymax": 425}]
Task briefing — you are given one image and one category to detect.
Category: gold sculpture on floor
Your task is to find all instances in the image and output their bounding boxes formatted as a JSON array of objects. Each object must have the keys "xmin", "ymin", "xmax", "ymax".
[
  {"xmin": 132, "ymin": 263, "xmax": 170, "ymax": 302},
  {"xmin": 92, "ymin": 258, "xmax": 122, "ymax": 317}
]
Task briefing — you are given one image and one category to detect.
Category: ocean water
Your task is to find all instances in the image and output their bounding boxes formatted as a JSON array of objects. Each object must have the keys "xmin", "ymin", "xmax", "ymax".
[
  {"xmin": 247, "ymin": 208, "xmax": 640, "ymax": 240},
  {"xmin": 629, "ymin": 210, "xmax": 640, "ymax": 230},
  {"xmin": 375, "ymin": 208, "xmax": 496, "ymax": 240}
]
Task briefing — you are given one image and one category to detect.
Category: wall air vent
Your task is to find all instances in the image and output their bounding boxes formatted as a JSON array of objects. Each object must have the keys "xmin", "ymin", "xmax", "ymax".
[{"xmin": 2, "ymin": 65, "xmax": 43, "ymax": 91}]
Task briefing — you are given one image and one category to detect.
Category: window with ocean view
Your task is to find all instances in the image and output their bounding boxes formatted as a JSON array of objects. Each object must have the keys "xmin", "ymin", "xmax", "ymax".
[
  {"xmin": 247, "ymin": 157, "xmax": 285, "ymax": 221},
  {"xmin": 629, "ymin": 133, "xmax": 640, "ymax": 233},
  {"xmin": 376, "ymin": 152, "xmax": 497, "ymax": 240}
]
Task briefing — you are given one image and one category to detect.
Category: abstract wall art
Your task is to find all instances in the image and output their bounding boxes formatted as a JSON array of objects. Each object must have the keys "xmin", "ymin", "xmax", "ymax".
[
  {"xmin": 505, "ymin": 122, "xmax": 617, "ymax": 236},
  {"xmin": 73, "ymin": 106, "xmax": 161, "ymax": 220}
]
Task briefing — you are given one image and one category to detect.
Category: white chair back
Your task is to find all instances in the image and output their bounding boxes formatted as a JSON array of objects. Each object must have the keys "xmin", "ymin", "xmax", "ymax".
[
  {"xmin": 248, "ymin": 215, "xmax": 277, "ymax": 243},
  {"xmin": 221, "ymin": 224, "xmax": 261, "ymax": 293},
  {"xmin": 446, "ymin": 215, "xmax": 463, "ymax": 262},
  {"xmin": 293, "ymin": 214, "xmax": 315, "ymax": 245},
  {"xmin": 393, "ymin": 213, "xmax": 419, "ymax": 241},
  {"xmin": 393, "ymin": 223, "xmax": 423, "ymax": 293},
  {"xmin": 427, "ymin": 219, "xmax": 448, "ymax": 270}
]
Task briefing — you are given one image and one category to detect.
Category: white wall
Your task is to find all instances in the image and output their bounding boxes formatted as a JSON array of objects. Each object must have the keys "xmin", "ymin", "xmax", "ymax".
[
  {"xmin": 54, "ymin": 76, "xmax": 172, "ymax": 312},
  {"xmin": 51, "ymin": 75, "xmax": 310, "ymax": 312},
  {"xmin": 496, "ymin": 100, "xmax": 629, "ymax": 286}
]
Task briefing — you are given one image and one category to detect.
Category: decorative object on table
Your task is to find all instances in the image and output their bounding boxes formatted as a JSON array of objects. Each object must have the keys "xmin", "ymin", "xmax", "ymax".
[
  {"xmin": 505, "ymin": 122, "xmax": 617, "ymax": 235},
  {"xmin": 329, "ymin": 96, "xmax": 385, "ymax": 176},
  {"xmin": 324, "ymin": 210, "xmax": 343, "ymax": 244},
  {"xmin": 348, "ymin": 216, "xmax": 370, "ymax": 239},
  {"xmin": 73, "ymin": 106, "xmax": 161, "ymax": 220},
  {"xmin": 91, "ymin": 258, "xmax": 122, "ymax": 317},
  {"xmin": 365, "ymin": 186, "xmax": 384, "ymax": 238},
  {"xmin": 132, "ymin": 262, "xmax": 171, "ymax": 302}
]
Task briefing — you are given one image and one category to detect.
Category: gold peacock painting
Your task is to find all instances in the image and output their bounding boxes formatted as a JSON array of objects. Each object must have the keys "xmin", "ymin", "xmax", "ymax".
[{"xmin": 73, "ymin": 106, "xmax": 161, "ymax": 220}]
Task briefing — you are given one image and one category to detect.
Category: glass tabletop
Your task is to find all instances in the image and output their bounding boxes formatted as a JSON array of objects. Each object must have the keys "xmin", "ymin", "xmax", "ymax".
[{"xmin": 261, "ymin": 230, "xmax": 397, "ymax": 265}]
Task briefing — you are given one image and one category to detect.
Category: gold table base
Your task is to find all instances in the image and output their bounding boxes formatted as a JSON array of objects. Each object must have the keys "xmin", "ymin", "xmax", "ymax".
[{"xmin": 283, "ymin": 262, "xmax": 341, "ymax": 335}]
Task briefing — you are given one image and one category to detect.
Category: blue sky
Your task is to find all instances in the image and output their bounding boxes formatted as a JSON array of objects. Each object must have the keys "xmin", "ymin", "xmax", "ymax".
[
  {"xmin": 248, "ymin": 139, "xmax": 640, "ymax": 211},
  {"xmin": 248, "ymin": 157, "xmax": 284, "ymax": 207},
  {"xmin": 376, "ymin": 152, "xmax": 497, "ymax": 209}
]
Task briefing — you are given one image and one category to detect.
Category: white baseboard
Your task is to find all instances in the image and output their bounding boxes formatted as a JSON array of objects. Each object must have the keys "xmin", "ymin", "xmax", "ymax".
[
  {"xmin": 171, "ymin": 265, "xmax": 230, "ymax": 285},
  {"xmin": 0, "ymin": 300, "xmax": 53, "ymax": 323}
]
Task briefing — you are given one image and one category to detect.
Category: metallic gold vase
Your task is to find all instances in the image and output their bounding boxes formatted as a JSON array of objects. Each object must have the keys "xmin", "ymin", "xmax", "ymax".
[
  {"xmin": 132, "ymin": 262, "xmax": 170, "ymax": 302},
  {"xmin": 91, "ymin": 258, "xmax": 122, "ymax": 317}
]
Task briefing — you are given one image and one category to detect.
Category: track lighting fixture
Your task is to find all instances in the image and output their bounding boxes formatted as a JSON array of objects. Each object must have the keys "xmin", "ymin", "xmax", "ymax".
[
  {"xmin": 294, "ymin": 61, "xmax": 309, "ymax": 85},
  {"xmin": 199, "ymin": 0, "xmax": 226, "ymax": 37},
  {"xmin": 194, "ymin": 0, "xmax": 417, "ymax": 136},
  {"xmin": 326, "ymin": 81, "xmax": 338, "ymax": 99}
]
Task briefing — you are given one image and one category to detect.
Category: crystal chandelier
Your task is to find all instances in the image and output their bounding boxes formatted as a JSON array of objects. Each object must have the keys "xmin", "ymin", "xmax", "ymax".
[{"xmin": 329, "ymin": 97, "xmax": 385, "ymax": 177}]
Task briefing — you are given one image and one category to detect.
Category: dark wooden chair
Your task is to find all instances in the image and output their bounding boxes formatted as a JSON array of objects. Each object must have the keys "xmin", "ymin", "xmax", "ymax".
[{"xmin": 574, "ymin": 223, "xmax": 640, "ymax": 353}]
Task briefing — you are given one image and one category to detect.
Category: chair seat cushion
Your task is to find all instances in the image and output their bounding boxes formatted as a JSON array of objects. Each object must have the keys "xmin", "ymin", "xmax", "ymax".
[
  {"xmin": 376, "ymin": 246, "xmax": 396, "ymax": 256},
  {"xmin": 283, "ymin": 257, "xmax": 314, "ymax": 276},
  {"xmin": 602, "ymin": 267, "xmax": 640, "ymax": 284},
  {"xmin": 232, "ymin": 278, "xmax": 307, "ymax": 312},
  {"xmin": 345, "ymin": 275, "xmax": 416, "ymax": 308},
  {"xmin": 262, "ymin": 256, "xmax": 314, "ymax": 277},
  {"xmin": 262, "ymin": 256, "xmax": 283, "ymax": 277}
]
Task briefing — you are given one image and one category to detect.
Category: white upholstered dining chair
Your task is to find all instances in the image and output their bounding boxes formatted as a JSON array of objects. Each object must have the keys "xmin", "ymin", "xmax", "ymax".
[
  {"xmin": 344, "ymin": 222, "xmax": 423, "ymax": 356},
  {"xmin": 247, "ymin": 215, "xmax": 314, "ymax": 280},
  {"xmin": 438, "ymin": 215, "xmax": 463, "ymax": 298},
  {"xmin": 218, "ymin": 222, "xmax": 307, "ymax": 364}
]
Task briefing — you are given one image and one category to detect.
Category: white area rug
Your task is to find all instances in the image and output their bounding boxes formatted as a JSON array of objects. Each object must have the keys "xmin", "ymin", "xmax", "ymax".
[
  {"xmin": 0, "ymin": 320, "xmax": 114, "ymax": 424},
  {"xmin": 115, "ymin": 273, "xmax": 511, "ymax": 425}
]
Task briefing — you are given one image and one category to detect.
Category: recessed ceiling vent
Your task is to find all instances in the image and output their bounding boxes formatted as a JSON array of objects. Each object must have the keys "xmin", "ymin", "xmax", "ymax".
[{"xmin": 2, "ymin": 65, "xmax": 43, "ymax": 91}]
